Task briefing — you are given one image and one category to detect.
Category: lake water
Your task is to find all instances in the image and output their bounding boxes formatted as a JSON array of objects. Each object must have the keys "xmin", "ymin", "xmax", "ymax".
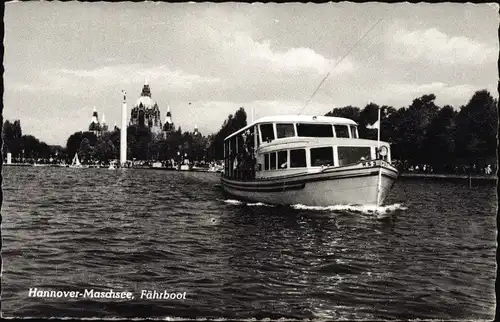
[{"xmin": 1, "ymin": 166, "xmax": 497, "ymax": 319}]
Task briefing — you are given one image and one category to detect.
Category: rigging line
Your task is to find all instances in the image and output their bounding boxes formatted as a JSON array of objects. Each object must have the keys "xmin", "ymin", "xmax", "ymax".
[{"xmin": 298, "ymin": 18, "xmax": 384, "ymax": 115}]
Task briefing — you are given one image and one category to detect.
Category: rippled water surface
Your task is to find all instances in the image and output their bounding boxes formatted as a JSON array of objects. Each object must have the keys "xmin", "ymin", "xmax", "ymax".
[{"xmin": 2, "ymin": 167, "xmax": 497, "ymax": 319}]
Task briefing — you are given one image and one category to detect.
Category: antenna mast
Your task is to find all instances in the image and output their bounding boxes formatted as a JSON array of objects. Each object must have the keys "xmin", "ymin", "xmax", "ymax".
[{"xmin": 298, "ymin": 18, "xmax": 383, "ymax": 115}]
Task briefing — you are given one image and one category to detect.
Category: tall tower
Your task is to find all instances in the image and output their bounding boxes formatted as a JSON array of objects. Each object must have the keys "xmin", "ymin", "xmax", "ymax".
[
  {"xmin": 163, "ymin": 105, "xmax": 174, "ymax": 132},
  {"xmin": 101, "ymin": 113, "xmax": 109, "ymax": 132},
  {"xmin": 92, "ymin": 106, "xmax": 99, "ymax": 123},
  {"xmin": 120, "ymin": 90, "xmax": 127, "ymax": 166},
  {"xmin": 89, "ymin": 106, "xmax": 101, "ymax": 136}
]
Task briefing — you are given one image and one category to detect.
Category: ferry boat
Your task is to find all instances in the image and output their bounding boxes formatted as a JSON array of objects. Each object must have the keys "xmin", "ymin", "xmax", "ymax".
[{"xmin": 220, "ymin": 115, "xmax": 398, "ymax": 206}]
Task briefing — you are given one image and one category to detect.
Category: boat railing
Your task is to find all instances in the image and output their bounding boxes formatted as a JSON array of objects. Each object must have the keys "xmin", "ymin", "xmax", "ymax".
[{"xmin": 255, "ymin": 171, "xmax": 310, "ymax": 181}]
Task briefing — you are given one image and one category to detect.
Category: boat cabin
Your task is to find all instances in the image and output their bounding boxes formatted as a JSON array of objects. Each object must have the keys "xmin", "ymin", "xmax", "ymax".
[{"xmin": 223, "ymin": 115, "xmax": 391, "ymax": 180}]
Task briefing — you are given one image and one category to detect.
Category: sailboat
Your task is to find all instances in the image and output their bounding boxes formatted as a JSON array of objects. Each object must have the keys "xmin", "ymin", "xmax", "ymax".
[
  {"xmin": 69, "ymin": 153, "xmax": 85, "ymax": 168},
  {"xmin": 108, "ymin": 161, "xmax": 117, "ymax": 170}
]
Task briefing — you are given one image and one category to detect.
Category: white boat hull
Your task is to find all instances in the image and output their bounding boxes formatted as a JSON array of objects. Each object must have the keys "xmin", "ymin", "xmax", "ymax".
[{"xmin": 221, "ymin": 161, "xmax": 398, "ymax": 206}]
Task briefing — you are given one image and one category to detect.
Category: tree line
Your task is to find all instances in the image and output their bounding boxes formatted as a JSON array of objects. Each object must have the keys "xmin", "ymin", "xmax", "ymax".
[
  {"xmin": 2, "ymin": 121, "xmax": 211, "ymax": 165},
  {"xmin": 65, "ymin": 125, "xmax": 210, "ymax": 165},
  {"xmin": 325, "ymin": 89, "xmax": 497, "ymax": 173},
  {"xmin": 2, "ymin": 89, "xmax": 497, "ymax": 173},
  {"xmin": 2, "ymin": 120, "xmax": 65, "ymax": 163}
]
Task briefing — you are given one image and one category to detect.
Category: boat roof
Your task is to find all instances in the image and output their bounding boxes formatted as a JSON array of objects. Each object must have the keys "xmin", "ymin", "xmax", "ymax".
[{"xmin": 224, "ymin": 115, "xmax": 357, "ymax": 141}]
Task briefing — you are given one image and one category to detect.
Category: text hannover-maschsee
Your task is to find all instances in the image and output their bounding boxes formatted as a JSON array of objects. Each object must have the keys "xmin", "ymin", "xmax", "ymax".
[
  {"xmin": 29, "ymin": 288, "xmax": 133, "ymax": 299},
  {"xmin": 28, "ymin": 288, "xmax": 188, "ymax": 300}
]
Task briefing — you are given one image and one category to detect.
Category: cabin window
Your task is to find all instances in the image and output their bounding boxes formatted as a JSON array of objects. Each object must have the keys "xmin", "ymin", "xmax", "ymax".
[
  {"xmin": 276, "ymin": 123, "xmax": 295, "ymax": 138},
  {"xmin": 230, "ymin": 137, "xmax": 237, "ymax": 154},
  {"xmin": 224, "ymin": 141, "xmax": 229, "ymax": 176},
  {"xmin": 350, "ymin": 126, "xmax": 357, "ymax": 138},
  {"xmin": 337, "ymin": 146, "xmax": 371, "ymax": 166},
  {"xmin": 334, "ymin": 125, "xmax": 350, "ymax": 138},
  {"xmin": 260, "ymin": 124, "xmax": 275, "ymax": 142},
  {"xmin": 290, "ymin": 149, "xmax": 307, "ymax": 168},
  {"xmin": 255, "ymin": 126, "xmax": 260, "ymax": 148},
  {"xmin": 270, "ymin": 152, "xmax": 277, "ymax": 170},
  {"xmin": 310, "ymin": 147, "xmax": 334, "ymax": 167},
  {"xmin": 297, "ymin": 123, "xmax": 333, "ymax": 137},
  {"xmin": 264, "ymin": 154, "xmax": 270, "ymax": 170},
  {"xmin": 237, "ymin": 134, "xmax": 245, "ymax": 154},
  {"xmin": 278, "ymin": 151, "xmax": 288, "ymax": 169}
]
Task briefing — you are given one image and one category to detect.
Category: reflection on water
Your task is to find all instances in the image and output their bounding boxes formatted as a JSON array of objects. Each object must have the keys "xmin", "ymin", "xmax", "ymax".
[{"xmin": 1, "ymin": 167, "xmax": 497, "ymax": 319}]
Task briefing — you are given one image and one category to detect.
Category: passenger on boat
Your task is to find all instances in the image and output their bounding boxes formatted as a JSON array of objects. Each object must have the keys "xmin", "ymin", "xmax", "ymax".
[{"xmin": 233, "ymin": 155, "xmax": 238, "ymax": 170}]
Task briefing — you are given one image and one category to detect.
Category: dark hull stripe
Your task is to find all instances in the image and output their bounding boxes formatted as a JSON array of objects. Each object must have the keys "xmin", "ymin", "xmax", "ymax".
[
  {"xmin": 222, "ymin": 171, "xmax": 396, "ymax": 192},
  {"xmin": 225, "ymin": 182, "xmax": 306, "ymax": 192}
]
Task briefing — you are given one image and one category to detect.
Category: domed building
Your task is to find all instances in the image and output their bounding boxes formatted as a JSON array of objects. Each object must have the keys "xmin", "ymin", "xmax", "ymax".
[{"xmin": 130, "ymin": 80, "xmax": 163, "ymax": 134}]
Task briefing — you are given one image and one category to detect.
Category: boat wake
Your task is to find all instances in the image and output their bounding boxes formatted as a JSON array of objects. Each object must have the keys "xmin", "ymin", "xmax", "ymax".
[
  {"xmin": 291, "ymin": 203, "xmax": 407, "ymax": 217},
  {"xmin": 223, "ymin": 199, "xmax": 406, "ymax": 217},
  {"xmin": 223, "ymin": 199, "xmax": 276, "ymax": 207}
]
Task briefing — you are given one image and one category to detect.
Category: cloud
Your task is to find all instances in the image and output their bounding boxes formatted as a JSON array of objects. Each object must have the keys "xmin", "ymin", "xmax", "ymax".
[
  {"xmin": 12, "ymin": 64, "xmax": 221, "ymax": 93},
  {"xmin": 248, "ymin": 39, "xmax": 354, "ymax": 75},
  {"xmin": 220, "ymin": 32, "xmax": 355, "ymax": 75},
  {"xmin": 193, "ymin": 7, "xmax": 354, "ymax": 75},
  {"xmin": 195, "ymin": 99, "xmax": 335, "ymax": 124},
  {"xmin": 386, "ymin": 25, "xmax": 498, "ymax": 65},
  {"xmin": 60, "ymin": 64, "xmax": 221, "ymax": 89}
]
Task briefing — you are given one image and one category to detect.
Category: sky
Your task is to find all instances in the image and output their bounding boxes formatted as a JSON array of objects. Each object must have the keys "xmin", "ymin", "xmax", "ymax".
[{"xmin": 3, "ymin": 1, "xmax": 499, "ymax": 146}]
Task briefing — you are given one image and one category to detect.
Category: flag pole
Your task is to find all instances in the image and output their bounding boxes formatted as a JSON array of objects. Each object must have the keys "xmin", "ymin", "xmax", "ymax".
[{"xmin": 376, "ymin": 106, "xmax": 382, "ymax": 208}]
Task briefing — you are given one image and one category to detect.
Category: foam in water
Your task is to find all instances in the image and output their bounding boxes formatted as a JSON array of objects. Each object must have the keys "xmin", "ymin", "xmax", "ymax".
[
  {"xmin": 223, "ymin": 198, "xmax": 406, "ymax": 216},
  {"xmin": 292, "ymin": 203, "xmax": 407, "ymax": 216},
  {"xmin": 223, "ymin": 199, "xmax": 275, "ymax": 207},
  {"xmin": 246, "ymin": 202, "xmax": 276, "ymax": 207},
  {"xmin": 223, "ymin": 199, "xmax": 243, "ymax": 205}
]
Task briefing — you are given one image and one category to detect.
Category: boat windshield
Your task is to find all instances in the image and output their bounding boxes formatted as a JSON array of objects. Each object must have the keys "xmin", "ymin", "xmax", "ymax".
[
  {"xmin": 297, "ymin": 123, "xmax": 334, "ymax": 137},
  {"xmin": 310, "ymin": 147, "xmax": 334, "ymax": 167},
  {"xmin": 260, "ymin": 124, "xmax": 275, "ymax": 142},
  {"xmin": 334, "ymin": 125, "xmax": 350, "ymax": 138},
  {"xmin": 276, "ymin": 123, "xmax": 295, "ymax": 138},
  {"xmin": 337, "ymin": 146, "xmax": 371, "ymax": 166}
]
